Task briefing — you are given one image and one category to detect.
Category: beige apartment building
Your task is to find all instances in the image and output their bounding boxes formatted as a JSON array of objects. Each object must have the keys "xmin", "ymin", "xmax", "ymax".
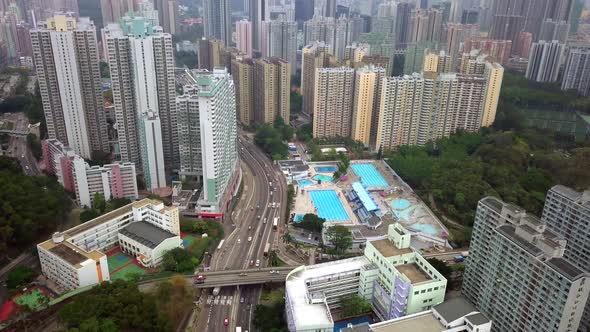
[
  {"xmin": 231, "ymin": 57, "xmax": 254, "ymax": 125},
  {"xmin": 351, "ymin": 65, "xmax": 385, "ymax": 147},
  {"xmin": 301, "ymin": 41, "xmax": 332, "ymax": 115},
  {"xmin": 198, "ymin": 37, "xmax": 223, "ymax": 71},
  {"xmin": 253, "ymin": 57, "xmax": 291, "ymax": 124},
  {"xmin": 313, "ymin": 67, "xmax": 355, "ymax": 138}
]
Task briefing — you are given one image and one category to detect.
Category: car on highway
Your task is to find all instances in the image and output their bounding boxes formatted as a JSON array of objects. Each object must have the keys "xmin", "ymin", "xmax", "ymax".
[
  {"xmin": 249, "ymin": 260, "xmax": 254, "ymax": 267},
  {"xmin": 237, "ymin": 239, "xmax": 241, "ymax": 244},
  {"xmin": 223, "ymin": 318, "xmax": 229, "ymax": 326},
  {"xmin": 248, "ymin": 236, "xmax": 252, "ymax": 242},
  {"xmin": 263, "ymin": 218, "xmax": 267, "ymax": 224},
  {"xmin": 194, "ymin": 275, "xmax": 206, "ymax": 284},
  {"xmin": 256, "ymin": 204, "xmax": 260, "ymax": 209},
  {"xmin": 257, "ymin": 215, "xmax": 261, "ymax": 220},
  {"xmin": 255, "ymin": 259, "xmax": 260, "ymax": 267},
  {"xmin": 240, "ymin": 297, "xmax": 245, "ymax": 303},
  {"xmin": 248, "ymin": 225, "xmax": 252, "ymax": 230}
]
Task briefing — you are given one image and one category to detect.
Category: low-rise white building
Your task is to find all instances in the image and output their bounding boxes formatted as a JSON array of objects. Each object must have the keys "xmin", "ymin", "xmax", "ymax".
[
  {"xmin": 342, "ymin": 297, "xmax": 492, "ymax": 332},
  {"xmin": 118, "ymin": 221, "xmax": 181, "ymax": 267},
  {"xmin": 37, "ymin": 199, "xmax": 181, "ymax": 292},
  {"xmin": 285, "ymin": 223, "xmax": 447, "ymax": 332}
]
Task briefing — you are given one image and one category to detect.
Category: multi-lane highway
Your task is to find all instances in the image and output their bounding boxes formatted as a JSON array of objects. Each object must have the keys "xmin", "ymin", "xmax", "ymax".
[{"xmin": 193, "ymin": 133, "xmax": 288, "ymax": 332}]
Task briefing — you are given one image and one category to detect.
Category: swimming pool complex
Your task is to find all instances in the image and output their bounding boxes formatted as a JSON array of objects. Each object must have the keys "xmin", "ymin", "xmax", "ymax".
[
  {"xmin": 351, "ymin": 164, "xmax": 388, "ymax": 187},
  {"xmin": 315, "ymin": 166, "xmax": 337, "ymax": 173},
  {"xmin": 298, "ymin": 179, "xmax": 313, "ymax": 187},
  {"xmin": 309, "ymin": 190, "xmax": 349, "ymax": 221},
  {"xmin": 391, "ymin": 198, "xmax": 411, "ymax": 210},
  {"xmin": 411, "ymin": 223, "xmax": 439, "ymax": 236},
  {"xmin": 313, "ymin": 174, "xmax": 333, "ymax": 182}
]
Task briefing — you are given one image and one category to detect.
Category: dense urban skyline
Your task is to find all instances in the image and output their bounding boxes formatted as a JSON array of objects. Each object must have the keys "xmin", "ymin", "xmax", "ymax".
[{"xmin": 0, "ymin": 0, "xmax": 589, "ymax": 332}]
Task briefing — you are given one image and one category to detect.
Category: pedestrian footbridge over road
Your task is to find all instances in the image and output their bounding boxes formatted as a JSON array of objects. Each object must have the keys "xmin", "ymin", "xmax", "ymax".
[{"xmin": 193, "ymin": 266, "xmax": 295, "ymax": 288}]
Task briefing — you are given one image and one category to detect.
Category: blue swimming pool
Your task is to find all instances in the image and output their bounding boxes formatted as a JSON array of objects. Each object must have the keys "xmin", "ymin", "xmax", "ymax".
[
  {"xmin": 315, "ymin": 166, "xmax": 337, "ymax": 173},
  {"xmin": 391, "ymin": 198, "xmax": 410, "ymax": 210},
  {"xmin": 298, "ymin": 179, "xmax": 313, "ymax": 187},
  {"xmin": 294, "ymin": 214, "xmax": 304, "ymax": 223},
  {"xmin": 392, "ymin": 205, "xmax": 416, "ymax": 222},
  {"xmin": 309, "ymin": 190, "xmax": 349, "ymax": 221},
  {"xmin": 313, "ymin": 174, "xmax": 333, "ymax": 182},
  {"xmin": 411, "ymin": 223, "xmax": 439, "ymax": 236},
  {"xmin": 351, "ymin": 164, "xmax": 388, "ymax": 187},
  {"xmin": 333, "ymin": 315, "xmax": 374, "ymax": 332}
]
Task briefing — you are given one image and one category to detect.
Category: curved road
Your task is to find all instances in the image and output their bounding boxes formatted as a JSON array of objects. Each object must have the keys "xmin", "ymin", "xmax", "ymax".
[{"xmin": 193, "ymin": 133, "xmax": 287, "ymax": 332}]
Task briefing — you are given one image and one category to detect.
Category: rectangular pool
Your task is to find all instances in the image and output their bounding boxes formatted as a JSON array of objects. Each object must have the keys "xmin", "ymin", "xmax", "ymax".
[
  {"xmin": 309, "ymin": 190, "xmax": 349, "ymax": 221},
  {"xmin": 315, "ymin": 166, "xmax": 337, "ymax": 173},
  {"xmin": 313, "ymin": 174, "xmax": 333, "ymax": 182},
  {"xmin": 298, "ymin": 179, "xmax": 313, "ymax": 187},
  {"xmin": 333, "ymin": 315, "xmax": 374, "ymax": 332},
  {"xmin": 351, "ymin": 164, "xmax": 388, "ymax": 187}
]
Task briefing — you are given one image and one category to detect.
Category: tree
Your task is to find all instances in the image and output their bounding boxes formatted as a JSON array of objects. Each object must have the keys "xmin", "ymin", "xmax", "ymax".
[
  {"xmin": 99, "ymin": 61, "xmax": 110, "ymax": 78},
  {"xmin": 26, "ymin": 133, "xmax": 42, "ymax": 160},
  {"xmin": 326, "ymin": 225, "xmax": 352, "ymax": 255},
  {"xmin": 339, "ymin": 294, "xmax": 371, "ymax": 318},
  {"xmin": 58, "ymin": 280, "xmax": 172, "ymax": 332},
  {"xmin": 0, "ymin": 156, "xmax": 71, "ymax": 257},
  {"xmin": 6, "ymin": 266, "xmax": 37, "ymax": 289},
  {"xmin": 253, "ymin": 299, "xmax": 288, "ymax": 332},
  {"xmin": 297, "ymin": 213, "xmax": 325, "ymax": 233},
  {"xmin": 426, "ymin": 258, "xmax": 452, "ymax": 280}
]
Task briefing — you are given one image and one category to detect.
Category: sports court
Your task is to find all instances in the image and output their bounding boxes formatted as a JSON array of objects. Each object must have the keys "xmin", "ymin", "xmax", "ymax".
[
  {"xmin": 309, "ymin": 190, "xmax": 349, "ymax": 221},
  {"xmin": 13, "ymin": 287, "xmax": 51, "ymax": 311},
  {"xmin": 351, "ymin": 164, "xmax": 388, "ymax": 187},
  {"xmin": 106, "ymin": 248, "xmax": 148, "ymax": 281}
]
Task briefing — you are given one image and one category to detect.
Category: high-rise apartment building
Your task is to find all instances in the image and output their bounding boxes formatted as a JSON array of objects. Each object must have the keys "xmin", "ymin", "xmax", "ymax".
[
  {"xmin": 376, "ymin": 71, "xmax": 489, "ymax": 151},
  {"xmin": 198, "ymin": 37, "xmax": 224, "ymax": 71},
  {"xmin": 254, "ymin": 58, "xmax": 291, "ymax": 124},
  {"xmin": 423, "ymin": 50, "xmax": 453, "ymax": 73},
  {"xmin": 194, "ymin": 69, "xmax": 240, "ymax": 217},
  {"xmin": 525, "ymin": 40, "xmax": 564, "ymax": 83},
  {"xmin": 313, "ymin": 67, "xmax": 355, "ymax": 139},
  {"xmin": 295, "ymin": 0, "xmax": 314, "ymax": 24},
  {"xmin": 42, "ymin": 139, "xmax": 138, "ymax": 208},
  {"xmin": 31, "ymin": 14, "xmax": 108, "ymax": 159},
  {"xmin": 301, "ymin": 41, "xmax": 332, "ymax": 115},
  {"xmin": 261, "ymin": 17, "xmax": 297, "ymax": 69},
  {"xmin": 236, "ymin": 19, "xmax": 253, "ymax": 58},
  {"xmin": 249, "ymin": 0, "xmax": 269, "ymax": 53},
  {"xmin": 395, "ymin": 2, "xmax": 415, "ymax": 48},
  {"xmin": 303, "ymin": 16, "xmax": 361, "ymax": 61},
  {"xmin": 444, "ymin": 23, "xmax": 480, "ymax": 65},
  {"xmin": 100, "ymin": 0, "xmax": 135, "ymax": 25},
  {"xmin": 203, "ymin": 0, "xmax": 231, "ymax": 47},
  {"xmin": 153, "ymin": 0, "xmax": 177, "ymax": 34},
  {"xmin": 351, "ymin": 65, "xmax": 385, "ymax": 148},
  {"xmin": 403, "ymin": 41, "xmax": 436, "ymax": 75},
  {"xmin": 462, "ymin": 196, "xmax": 590, "ymax": 332},
  {"xmin": 561, "ymin": 46, "xmax": 590, "ymax": 96},
  {"xmin": 103, "ymin": 15, "xmax": 178, "ymax": 189},
  {"xmin": 231, "ymin": 58, "xmax": 255, "ymax": 125},
  {"xmin": 542, "ymin": 185, "xmax": 590, "ymax": 331},
  {"xmin": 409, "ymin": 8, "xmax": 443, "ymax": 44},
  {"xmin": 463, "ymin": 37, "xmax": 512, "ymax": 65},
  {"xmin": 176, "ymin": 85, "xmax": 202, "ymax": 179},
  {"xmin": 539, "ymin": 19, "xmax": 570, "ymax": 43}
]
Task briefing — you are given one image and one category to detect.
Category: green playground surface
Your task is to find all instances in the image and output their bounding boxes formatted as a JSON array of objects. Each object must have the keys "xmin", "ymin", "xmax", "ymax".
[
  {"xmin": 110, "ymin": 264, "xmax": 146, "ymax": 281},
  {"xmin": 14, "ymin": 289, "xmax": 49, "ymax": 311},
  {"xmin": 107, "ymin": 253, "xmax": 132, "ymax": 272}
]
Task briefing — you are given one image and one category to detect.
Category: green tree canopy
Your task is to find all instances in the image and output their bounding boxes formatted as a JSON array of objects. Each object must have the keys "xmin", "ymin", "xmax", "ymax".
[
  {"xmin": 339, "ymin": 294, "xmax": 371, "ymax": 318},
  {"xmin": 296, "ymin": 213, "xmax": 325, "ymax": 233},
  {"xmin": 326, "ymin": 225, "xmax": 352, "ymax": 254}
]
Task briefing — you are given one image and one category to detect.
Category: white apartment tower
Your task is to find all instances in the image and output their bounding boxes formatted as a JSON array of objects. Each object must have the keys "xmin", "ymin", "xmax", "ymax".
[
  {"xmin": 525, "ymin": 40, "xmax": 564, "ymax": 83},
  {"xmin": 195, "ymin": 69, "xmax": 240, "ymax": 217},
  {"xmin": 262, "ymin": 17, "xmax": 297, "ymax": 70},
  {"xmin": 561, "ymin": 46, "xmax": 590, "ymax": 96},
  {"xmin": 31, "ymin": 14, "xmax": 108, "ymax": 159},
  {"xmin": 462, "ymin": 197, "xmax": 590, "ymax": 332},
  {"xmin": 176, "ymin": 85, "xmax": 202, "ymax": 178},
  {"xmin": 103, "ymin": 15, "xmax": 178, "ymax": 188}
]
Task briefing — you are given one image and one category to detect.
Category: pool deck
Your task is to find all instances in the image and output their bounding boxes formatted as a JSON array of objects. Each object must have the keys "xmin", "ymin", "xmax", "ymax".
[{"xmin": 293, "ymin": 183, "xmax": 356, "ymax": 223}]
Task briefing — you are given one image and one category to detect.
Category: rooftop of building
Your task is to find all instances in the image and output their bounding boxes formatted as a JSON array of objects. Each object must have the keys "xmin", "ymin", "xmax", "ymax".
[
  {"xmin": 119, "ymin": 221, "xmax": 177, "ymax": 249},
  {"xmin": 370, "ymin": 238, "xmax": 413, "ymax": 257},
  {"xmin": 551, "ymin": 185, "xmax": 590, "ymax": 208},
  {"xmin": 368, "ymin": 312, "xmax": 442, "ymax": 332},
  {"xmin": 396, "ymin": 263, "xmax": 432, "ymax": 284},
  {"xmin": 433, "ymin": 296, "xmax": 479, "ymax": 323},
  {"xmin": 285, "ymin": 256, "xmax": 370, "ymax": 330},
  {"xmin": 38, "ymin": 238, "xmax": 104, "ymax": 268}
]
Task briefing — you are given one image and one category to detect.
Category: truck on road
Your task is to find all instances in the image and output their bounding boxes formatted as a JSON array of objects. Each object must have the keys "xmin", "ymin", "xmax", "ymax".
[{"xmin": 212, "ymin": 287, "xmax": 221, "ymax": 296}]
